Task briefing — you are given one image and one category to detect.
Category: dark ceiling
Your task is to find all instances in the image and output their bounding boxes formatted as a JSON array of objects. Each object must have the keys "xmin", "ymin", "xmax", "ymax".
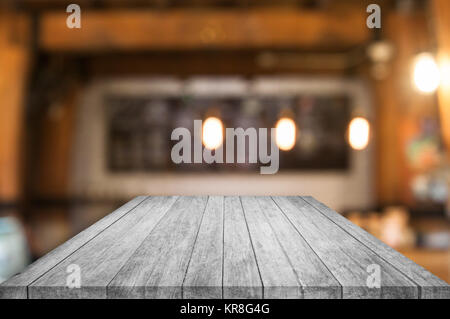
[{"xmin": 6, "ymin": 0, "xmax": 401, "ymax": 11}]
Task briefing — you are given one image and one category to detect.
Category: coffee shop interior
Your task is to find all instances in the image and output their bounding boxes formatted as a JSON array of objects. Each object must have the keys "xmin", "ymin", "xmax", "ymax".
[{"xmin": 0, "ymin": 0, "xmax": 449, "ymax": 284}]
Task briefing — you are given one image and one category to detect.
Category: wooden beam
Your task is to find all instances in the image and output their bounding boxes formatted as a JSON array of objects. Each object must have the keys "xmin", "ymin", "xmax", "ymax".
[
  {"xmin": 39, "ymin": 9, "xmax": 369, "ymax": 51},
  {"xmin": 432, "ymin": 0, "xmax": 450, "ymax": 155},
  {"xmin": 87, "ymin": 52, "xmax": 352, "ymax": 76},
  {"xmin": 0, "ymin": 11, "xmax": 30, "ymax": 202},
  {"xmin": 374, "ymin": 11, "xmax": 434, "ymax": 205}
]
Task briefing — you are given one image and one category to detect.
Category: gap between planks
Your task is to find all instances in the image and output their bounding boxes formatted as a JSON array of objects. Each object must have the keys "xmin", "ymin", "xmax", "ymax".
[
  {"xmin": 301, "ymin": 197, "xmax": 431, "ymax": 298},
  {"xmin": 270, "ymin": 196, "xmax": 344, "ymax": 298},
  {"xmin": 25, "ymin": 196, "xmax": 150, "ymax": 299},
  {"xmin": 180, "ymin": 196, "xmax": 210, "ymax": 298},
  {"xmin": 5, "ymin": 196, "xmax": 447, "ymax": 299},
  {"xmin": 239, "ymin": 196, "xmax": 266, "ymax": 299},
  {"xmin": 105, "ymin": 196, "xmax": 182, "ymax": 295}
]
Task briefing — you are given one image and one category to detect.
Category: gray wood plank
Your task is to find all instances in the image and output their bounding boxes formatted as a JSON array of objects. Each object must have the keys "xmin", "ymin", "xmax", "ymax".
[
  {"xmin": 303, "ymin": 196, "xmax": 450, "ymax": 299},
  {"xmin": 28, "ymin": 196, "xmax": 178, "ymax": 299},
  {"xmin": 0, "ymin": 196, "xmax": 147, "ymax": 299},
  {"xmin": 183, "ymin": 196, "xmax": 224, "ymax": 299},
  {"xmin": 108, "ymin": 196, "xmax": 207, "ymax": 299},
  {"xmin": 256, "ymin": 197, "xmax": 341, "ymax": 298},
  {"xmin": 273, "ymin": 196, "xmax": 419, "ymax": 299},
  {"xmin": 3, "ymin": 195, "xmax": 446, "ymax": 300},
  {"xmin": 223, "ymin": 196, "xmax": 262, "ymax": 299},
  {"xmin": 241, "ymin": 196, "xmax": 301, "ymax": 299}
]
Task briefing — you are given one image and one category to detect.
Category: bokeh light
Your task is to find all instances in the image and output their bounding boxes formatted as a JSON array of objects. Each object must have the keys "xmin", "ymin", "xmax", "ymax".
[
  {"xmin": 348, "ymin": 117, "xmax": 370, "ymax": 150},
  {"xmin": 413, "ymin": 53, "xmax": 441, "ymax": 94},
  {"xmin": 275, "ymin": 118, "xmax": 297, "ymax": 151},
  {"xmin": 202, "ymin": 117, "xmax": 224, "ymax": 150}
]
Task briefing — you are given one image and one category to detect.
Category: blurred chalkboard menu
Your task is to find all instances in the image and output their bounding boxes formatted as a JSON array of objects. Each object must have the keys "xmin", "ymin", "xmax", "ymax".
[{"xmin": 105, "ymin": 94, "xmax": 350, "ymax": 172}]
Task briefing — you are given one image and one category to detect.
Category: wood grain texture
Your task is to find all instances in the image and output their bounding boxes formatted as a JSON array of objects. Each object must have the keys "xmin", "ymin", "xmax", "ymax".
[
  {"xmin": 1, "ymin": 196, "xmax": 448, "ymax": 299},
  {"xmin": 28, "ymin": 196, "xmax": 177, "ymax": 299},
  {"xmin": 0, "ymin": 196, "xmax": 147, "ymax": 299},
  {"xmin": 241, "ymin": 196, "xmax": 300, "ymax": 299},
  {"xmin": 183, "ymin": 196, "xmax": 224, "ymax": 299},
  {"xmin": 303, "ymin": 196, "xmax": 450, "ymax": 299},
  {"xmin": 256, "ymin": 197, "xmax": 341, "ymax": 298},
  {"xmin": 273, "ymin": 197, "xmax": 418, "ymax": 299},
  {"xmin": 223, "ymin": 196, "xmax": 262, "ymax": 299},
  {"xmin": 108, "ymin": 196, "xmax": 207, "ymax": 299}
]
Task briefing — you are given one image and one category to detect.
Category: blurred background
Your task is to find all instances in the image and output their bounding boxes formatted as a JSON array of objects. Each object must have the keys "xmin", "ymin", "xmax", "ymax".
[{"xmin": 0, "ymin": 0, "xmax": 449, "ymax": 284}]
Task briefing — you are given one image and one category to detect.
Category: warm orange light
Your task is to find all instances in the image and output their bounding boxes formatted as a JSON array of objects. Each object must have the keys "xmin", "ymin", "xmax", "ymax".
[
  {"xmin": 413, "ymin": 53, "xmax": 441, "ymax": 94},
  {"xmin": 275, "ymin": 118, "xmax": 296, "ymax": 151},
  {"xmin": 202, "ymin": 117, "xmax": 224, "ymax": 150},
  {"xmin": 348, "ymin": 117, "xmax": 370, "ymax": 150},
  {"xmin": 440, "ymin": 58, "xmax": 450, "ymax": 88}
]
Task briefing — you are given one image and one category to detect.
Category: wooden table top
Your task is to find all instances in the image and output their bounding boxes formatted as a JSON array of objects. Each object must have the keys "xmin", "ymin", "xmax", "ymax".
[{"xmin": 1, "ymin": 196, "xmax": 449, "ymax": 299}]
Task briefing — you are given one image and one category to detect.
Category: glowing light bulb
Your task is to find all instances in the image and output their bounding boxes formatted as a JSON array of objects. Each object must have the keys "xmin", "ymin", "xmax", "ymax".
[
  {"xmin": 413, "ymin": 53, "xmax": 441, "ymax": 93},
  {"xmin": 202, "ymin": 117, "xmax": 223, "ymax": 150},
  {"xmin": 348, "ymin": 117, "xmax": 370, "ymax": 151},
  {"xmin": 275, "ymin": 118, "xmax": 296, "ymax": 151}
]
